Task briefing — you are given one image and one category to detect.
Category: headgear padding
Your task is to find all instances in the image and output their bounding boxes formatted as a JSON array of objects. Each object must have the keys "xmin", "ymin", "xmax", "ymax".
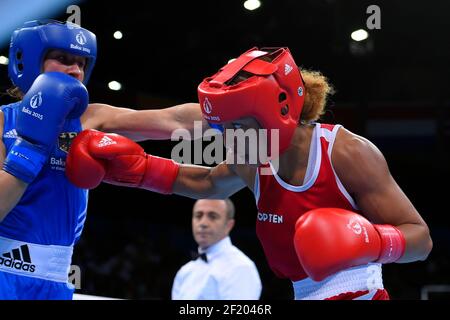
[
  {"xmin": 8, "ymin": 20, "xmax": 97, "ymax": 93},
  {"xmin": 198, "ymin": 47, "xmax": 305, "ymax": 154}
]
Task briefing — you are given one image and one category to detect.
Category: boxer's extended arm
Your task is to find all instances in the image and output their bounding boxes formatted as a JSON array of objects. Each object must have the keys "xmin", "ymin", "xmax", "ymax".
[
  {"xmin": 333, "ymin": 128, "xmax": 433, "ymax": 263},
  {"xmin": 66, "ymin": 130, "xmax": 246, "ymax": 199},
  {"xmin": 81, "ymin": 102, "xmax": 208, "ymax": 141}
]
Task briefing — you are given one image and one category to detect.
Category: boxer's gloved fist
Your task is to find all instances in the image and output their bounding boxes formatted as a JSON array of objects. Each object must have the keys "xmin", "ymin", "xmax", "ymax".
[
  {"xmin": 293, "ymin": 208, "xmax": 406, "ymax": 281},
  {"xmin": 3, "ymin": 72, "xmax": 88, "ymax": 183},
  {"xmin": 66, "ymin": 129, "xmax": 179, "ymax": 193}
]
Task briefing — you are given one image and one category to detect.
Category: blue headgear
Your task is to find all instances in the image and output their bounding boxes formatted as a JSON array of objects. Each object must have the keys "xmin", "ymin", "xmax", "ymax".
[{"xmin": 8, "ymin": 20, "xmax": 97, "ymax": 93}]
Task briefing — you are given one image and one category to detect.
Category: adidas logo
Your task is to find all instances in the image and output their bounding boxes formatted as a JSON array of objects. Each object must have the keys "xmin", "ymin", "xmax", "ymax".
[
  {"xmin": 98, "ymin": 136, "xmax": 117, "ymax": 148},
  {"xmin": 3, "ymin": 129, "xmax": 18, "ymax": 139},
  {"xmin": 284, "ymin": 63, "xmax": 293, "ymax": 75},
  {"xmin": 0, "ymin": 244, "xmax": 36, "ymax": 273}
]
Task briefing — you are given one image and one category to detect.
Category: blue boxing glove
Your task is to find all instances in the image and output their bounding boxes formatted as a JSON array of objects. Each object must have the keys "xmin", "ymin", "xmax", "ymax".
[{"xmin": 3, "ymin": 72, "xmax": 88, "ymax": 183}]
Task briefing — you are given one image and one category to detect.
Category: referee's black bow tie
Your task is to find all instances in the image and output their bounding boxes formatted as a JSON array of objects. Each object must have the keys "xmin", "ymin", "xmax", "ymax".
[{"xmin": 191, "ymin": 252, "xmax": 208, "ymax": 262}]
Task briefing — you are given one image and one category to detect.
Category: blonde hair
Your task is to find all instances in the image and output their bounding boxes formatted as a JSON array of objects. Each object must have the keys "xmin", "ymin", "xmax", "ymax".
[{"xmin": 299, "ymin": 69, "xmax": 335, "ymax": 123}]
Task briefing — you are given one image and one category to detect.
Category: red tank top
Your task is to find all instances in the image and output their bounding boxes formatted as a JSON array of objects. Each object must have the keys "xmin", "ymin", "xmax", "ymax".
[{"xmin": 255, "ymin": 123, "xmax": 359, "ymax": 281}]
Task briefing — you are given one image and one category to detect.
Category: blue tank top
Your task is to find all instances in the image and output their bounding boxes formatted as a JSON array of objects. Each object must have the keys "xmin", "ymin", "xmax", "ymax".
[{"xmin": 0, "ymin": 102, "xmax": 88, "ymax": 246}]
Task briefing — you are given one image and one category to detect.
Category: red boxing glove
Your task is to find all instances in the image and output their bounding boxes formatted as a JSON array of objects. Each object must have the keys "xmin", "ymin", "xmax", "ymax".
[
  {"xmin": 293, "ymin": 208, "xmax": 406, "ymax": 281},
  {"xmin": 66, "ymin": 129, "xmax": 179, "ymax": 194}
]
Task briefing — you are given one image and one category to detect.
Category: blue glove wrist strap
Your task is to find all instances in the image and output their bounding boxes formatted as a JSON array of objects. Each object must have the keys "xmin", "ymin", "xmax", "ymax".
[{"xmin": 2, "ymin": 137, "xmax": 49, "ymax": 183}]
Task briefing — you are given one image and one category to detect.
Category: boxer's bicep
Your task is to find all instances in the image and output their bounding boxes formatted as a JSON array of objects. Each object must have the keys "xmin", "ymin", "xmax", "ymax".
[
  {"xmin": 334, "ymin": 131, "xmax": 432, "ymax": 262},
  {"xmin": 81, "ymin": 103, "xmax": 130, "ymax": 131},
  {"xmin": 82, "ymin": 103, "xmax": 153, "ymax": 140},
  {"xmin": 333, "ymin": 130, "xmax": 424, "ymax": 226},
  {"xmin": 172, "ymin": 103, "xmax": 208, "ymax": 134}
]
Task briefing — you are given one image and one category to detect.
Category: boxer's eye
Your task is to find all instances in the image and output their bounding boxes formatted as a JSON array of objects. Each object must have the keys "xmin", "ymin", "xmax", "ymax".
[
  {"xmin": 56, "ymin": 55, "xmax": 68, "ymax": 64},
  {"xmin": 76, "ymin": 59, "xmax": 86, "ymax": 70}
]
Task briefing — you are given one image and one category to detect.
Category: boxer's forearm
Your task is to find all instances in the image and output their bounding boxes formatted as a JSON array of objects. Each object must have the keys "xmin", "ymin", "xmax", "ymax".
[
  {"xmin": 85, "ymin": 103, "xmax": 206, "ymax": 141},
  {"xmin": 0, "ymin": 170, "xmax": 27, "ymax": 222},
  {"xmin": 395, "ymin": 223, "xmax": 433, "ymax": 263},
  {"xmin": 173, "ymin": 163, "xmax": 245, "ymax": 199},
  {"xmin": 106, "ymin": 103, "xmax": 204, "ymax": 141},
  {"xmin": 0, "ymin": 126, "xmax": 29, "ymax": 221}
]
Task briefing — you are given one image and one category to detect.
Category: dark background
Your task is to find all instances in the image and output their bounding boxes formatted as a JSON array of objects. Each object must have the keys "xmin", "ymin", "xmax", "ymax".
[{"xmin": 0, "ymin": 0, "xmax": 449, "ymax": 300}]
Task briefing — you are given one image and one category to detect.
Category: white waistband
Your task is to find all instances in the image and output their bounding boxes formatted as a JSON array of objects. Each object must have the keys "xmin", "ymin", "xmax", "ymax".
[
  {"xmin": 0, "ymin": 236, "xmax": 73, "ymax": 283},
  {"xmin": 293, "ymin": 263, "xmax": 384, "ymax": 300}
]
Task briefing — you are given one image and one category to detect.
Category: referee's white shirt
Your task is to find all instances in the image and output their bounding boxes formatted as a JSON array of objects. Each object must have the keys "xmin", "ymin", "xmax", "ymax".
[{"xmin": 171, "ymin": 236, "xmax": 262, "ymax": 300}]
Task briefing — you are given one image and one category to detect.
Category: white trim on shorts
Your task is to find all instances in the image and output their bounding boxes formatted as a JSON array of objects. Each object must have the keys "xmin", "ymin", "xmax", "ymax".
[
  {"xmin": 293, "ymin": 263, "xmax": 384, "ymax": 300},
  {"xmin": 0, "ymin": 236, "xmax": 73, "ymax": 283}
]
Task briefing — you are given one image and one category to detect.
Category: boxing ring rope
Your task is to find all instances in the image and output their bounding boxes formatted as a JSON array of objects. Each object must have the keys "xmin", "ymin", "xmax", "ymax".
[
  {"xmin": 420, "ymin": 285, "xmax": 450, "ymax": 300},
  {"xmin": 73, "ymin": 293, "xmax": 122, "ymax": 300}
]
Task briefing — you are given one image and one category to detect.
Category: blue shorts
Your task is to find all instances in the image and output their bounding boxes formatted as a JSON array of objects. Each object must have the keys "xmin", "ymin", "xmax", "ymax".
[{"xmin": 0, "ymin": 271, "xmax": 75, "ymax": 300}]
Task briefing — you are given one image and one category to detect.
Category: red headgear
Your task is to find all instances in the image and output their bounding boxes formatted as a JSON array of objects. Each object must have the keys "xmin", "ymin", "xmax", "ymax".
[{"xmin": 198, "ymin": 47, "xmax": 305, "ymax": 154}]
